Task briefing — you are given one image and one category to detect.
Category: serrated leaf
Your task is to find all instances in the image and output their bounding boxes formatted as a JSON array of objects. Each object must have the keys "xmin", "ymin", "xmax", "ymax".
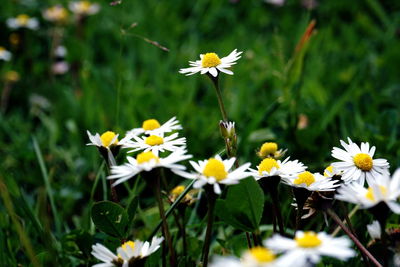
[{"xmin": 91, "ymin": 201, "xmax": 129, "ymax": 238}]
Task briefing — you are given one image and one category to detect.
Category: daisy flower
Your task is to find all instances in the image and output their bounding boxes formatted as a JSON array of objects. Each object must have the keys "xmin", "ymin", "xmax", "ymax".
[
  {"xmin": 108, "ymin": 149, "xmax": 192, "ymax": 186},
  {"xmin": 179, "ymin": 49, "xmax": 242, "ymax": 77},
  {"xmin": 250, "ymin": 157, "xmax": 306, "ymax": 180},
  {"xmin": 210, "ymin": 246, "xmax": 282, "ymax": 267},
  {"xmin": 7, "ymin": 14, "xmax": 39, "ymax": 30},
  {"xmin": 0, "ymin": 47, "xmax": 12, "ymax": 61},
  {"xmin": 91, "ymin": 243, "xmax": 122, "ymax": 267},
  {"xmin": 69, "ymin": 1, "xmax": 100, "ymax": 16},
  {"xmin": 126, "ymin": 117, "xmax": 182, "ymax": 136},
  {"xmin": 281, "ymin": 171, "xmax": 340, "ymax": 191},
  {"xmin": 219, "ymin": 121, "xmax": 236, "ymax": 139},
  {"xmin": 117, "ymin": 236, "xmax": 164, "ymax": 263},
  {"xmin": 335, "ymin": 168, "xmax": 400, "ymax": 213},
  {"xmin": 367, "ymin": 220, "xmax": 381, "ymax": 240},
  {"xmin": 173, "ymin": 155, "xmax": 251, "ymax": 194},
  {"xmin": 323, "ymin": 165, "xmax": 342, "ymax": 178},
  {"xmin": 265, "ymin": 231, "xmax": 355, "ymax": 267},
  {"xmin": 43, "ymin": 5, "xmax": 69, "ymax": 23},
  {"xmin": 331, "ymin": 137, "xmax": 389, "ymax": 185},
  {"xmin": 125, "ymin": 132, "xmax": 186, "ymax": 156}
]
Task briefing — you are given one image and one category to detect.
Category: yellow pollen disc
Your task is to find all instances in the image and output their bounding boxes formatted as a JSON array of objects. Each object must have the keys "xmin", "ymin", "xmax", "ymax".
[
  {"xmin": 353, "ymin": 153, "xmax": 373, "ymax": 171},
  {"xmin": 117, "ymin": 241, "xmax": 135, "ymax": 258},
  {"xmin": 258, "ymin": 158, "xmax": 279, "ymax": 175},
  {"xmin": 249, "ymin": 247, "xmax": 275, "ymax": 263},
  {"xmin": 201, "ymin": 53, "xmax": 221, "ymax": 68},
  {"xmin": 136, "ymin": 151, "xmax": 159, "ymax": 164},
  {"xmin": 203, "ymin": 158, "xmax": 228, "ymax": 181},
  {"xmin": 295, "ymin": 232, "xmax": 322, "ymax": 248},
  {"xmin": 100, "ymin": 131, "xmax": 118, "ymax": 147},
  {"xmin": 365, "ymin": 186, "xmax": 387, "ymax": 201},
  {"xmin": 142, "ymin": 119, "xmax": 161, "ymax": 131},
  {"xmin": 78, "ymin": 1, "xmax": 92, "ymax": 12},
  {"xmin": 259, "ymin": 142, "xmax": 278, "ymax": 157},
  {"xmin": 171, "ymin": 185, "xmax": 185, "ymax": 196},
  {"xmin": 16, "ymin": 14, "xmax": 30, "ymax": 25},
  {"xmin": 145, "ymin": 135, "xmax": 164, "ymax": 146},
  {"xmin": 324, "ymin": 165, "xmax": 334, "ymax": 177},
  {"xmin": 294, "ymin": 171, "xmax": 315, "ymax": 186}
]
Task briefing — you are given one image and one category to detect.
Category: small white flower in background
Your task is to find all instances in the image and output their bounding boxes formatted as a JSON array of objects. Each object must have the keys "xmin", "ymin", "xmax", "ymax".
[
  {"xmin": 281, "ymin": 171, "xmax": 340, "ymax": 191},
  {"xmin": 265, "ymin": 0, "xmax": 285, "ymax": 7},
  {"xmin": 7, "ymin": 14, "xmax": 39, "ymax": 30},
  {"xmin": 125, "ymin": 132, "xmax": 186, "ymax": 156},
  {"xmin": 108, "ymin": 149, "xmax": 192, "ymax": 186},
  {"xmin": 69, "ymin": 1, "xmax": 100, "ymax": 16},
  {"xmin": 0, "ymin": 47, "xmax": 12, "ymax": 61},
  {"xmin": 335, "ymin": 168, "xmax": 400, "ymax": 213},
  {"xmin": 126, "ymin": 117, "xmax": 182, "ymax": 136},
  {"xmin": 250, "ymin": 157, "xmax": 306, "ymax": 180},
  {"xmin": 331, "ymin": 137, "xmax": 389, "ymax": 185},
  {"xmin": 52, "ymin": 61, "xmax": 70, "ymax": 75},
  {"xmin": 43, "ymin": 5, "xmax": 69, "ymax": 23},
  {"xmin": 367, "ymin": 220, "xmax": 381, "ymax": 240},
  {"xmin": 179, "ymin": 49, "xmax": 242, "ymax": 77},
  {"xmin": 173, "ymin": 154, "xmax": 251, "ymax": 194},
  {"xmin": 265, "ymin": 231, "xmax": 355, "ymax": 267},
  {"xmin": 55, "ymin": 46, "xmax": 67, "ymax": 57}
]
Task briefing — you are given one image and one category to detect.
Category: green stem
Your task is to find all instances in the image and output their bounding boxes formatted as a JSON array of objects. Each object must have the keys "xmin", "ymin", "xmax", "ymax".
[
  {"xmin": 202, "ymin": 190, "xmax": 217, "ymax": 267},
  {"xmin": 209, "ymin": 75, "xmax": 228, "ymax": 122}
]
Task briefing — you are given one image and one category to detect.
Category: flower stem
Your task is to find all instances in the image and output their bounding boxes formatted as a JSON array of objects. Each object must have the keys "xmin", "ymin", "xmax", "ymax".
[
  {"xmin": 245, "ymin": 232, "xmax": 253, "ymax": 248},
  {"xmin": 326, "ymin": 208, "xmax": 382, "ymax": 267},
  {"xmin": 202, "ymin": 189, "xmax": 217, "ymax": 267},
  {"xmin": 209, "ymin": 75, "xmax": 228, "ymax": 122}
]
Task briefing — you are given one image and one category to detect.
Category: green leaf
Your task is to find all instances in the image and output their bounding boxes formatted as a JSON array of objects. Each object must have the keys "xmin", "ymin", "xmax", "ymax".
[
  {"xmin": 215, "ymin": 177, "xmax": 264, "ymax": 232},
  {"xmin": 126, "ymin": 196, "xmax": 139, "ymax": 224},
  {"xmin": 91, "ymin": 201, "xmax": 129, "ymax": 238}
]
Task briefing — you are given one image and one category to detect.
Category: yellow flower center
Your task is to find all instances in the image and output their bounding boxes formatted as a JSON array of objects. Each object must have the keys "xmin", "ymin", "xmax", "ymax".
[
  {"xmin": 171, "ymin": 185, "xmax": 185, "ymax": 196},
  {"xmin": 294, "ymin": 171, "xmax": 315, "ymax": 186},
  {"xmin": 201, "ymin": 53, "xmax": 221, "ymax": 68},
  {"xmin": 16, "ymin": 14, "xmax": 30, "ymax": 25},
  {"xmin": 77, "ymin": 1, "xmax": 92, "ymax": 12},
  {"xmin": 203, "ymin": 158, "xmax": 228, "ymax": 181},
  {"xmin": 323, "ymin": 165, "xmax": 334, "ymax": 177},
  {"xmin": 136, "ymin": 151, "xmax": 159, "ymax": 164},
  {"xmin": 48, "ymin": 7, "xmax": 68, "ymax": 21},
  {"xmin": 100, "ymin": 131, "xmax": 118, "ymax": 147},
  {"xmin": 259, "ymin": 142, "xmax": 278, "ymax": 157},
  {"xmin": 145, "ymin": 135, "xmax": 164, "ymax": 146},
  {"xmin": 248, "ymin": 247, "xmax": 275, "ymax": 263},
  {"xmin": 118, "ymin": 241, "xmax": 135, "ymax": 258},
  {"xmin": 142, "ymin": 119, "xmax": 161, "ymax": 131},
  {"xmin": 295, "ymin": 232, "xmax": 322, "ymax": 248},
  {"xmin": 258, "ymin": 158, "xmax": 279, "ymax": 175},
  {"xmin": 353, "ymin": 153, "xmax": 373, "ymax": 171},
  {"xmin": 365, "ymin": 186, "xmax": 387, "ymax": 201}
]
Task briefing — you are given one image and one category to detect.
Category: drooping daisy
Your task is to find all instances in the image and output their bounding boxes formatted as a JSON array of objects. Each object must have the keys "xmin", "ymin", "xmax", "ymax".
[
  {"xmin": 257, "ymin": 142, "xmax": 286, "ymax": 159},
  {"xmin": 335, "ymin": 168, "xmax": 400, "ymax": 213},
  {"xmin": 331, "ymin": 138, "xmax": 389, "ymax": 185},
  {"xmin": 179, "ymin": 49, "xmax": 242, "ymax": 77},
  {"xmin": 7, "ymin": 14, "xmax": 39, "ymax": 30},
  {"xmin": 265, "ymin": 231, "xmax": 355, "ymax": 267},
  {"xmin": 108, "ymin": 149, "xmax": 192, "ymax": 186},
  {"xmin": 125, "ymin": 132, "xmax": 186, "ymax": 156},
  {"xmin": 117, "ymin": 236, "xmax": 164, "ymax": 263},
  {"xmin": 250, "ymin": 157, "xmax": 306, "ymax": 180},
  {"xmin": 173, "ymin": 155, "xmax": 251, "ymax": 194},
  {"xmin": 281, "ymin": 171, "xmax": 340, "ymax": 191},
  {"xmin": 210, "ymin": 246, "xmax": 282, "ymax": 267},
  {"xmin": 0, "ymin": 47, "xmax": 12, "ymax": 61},
  {"xmin": 126, "ymin": 117, "xmax": 182, "ymax": 136},
  {"xmin": 91, "ymin": 243, "xmax": 123, "ymax": 267},
  {"xmin": 168, "ymin": 185, "xmax": 196, "ymax": 205},
  {"xmin": 69, "ymin": 1, "xmax": 100, "ymax": 16},
  {"xmin": 43, "ymin": 5, "xmax": 69, "ymax": 23}
]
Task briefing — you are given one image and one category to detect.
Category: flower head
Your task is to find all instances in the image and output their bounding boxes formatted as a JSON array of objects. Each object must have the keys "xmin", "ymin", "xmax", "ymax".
[
  {"xmin": 125, "ymin": 132, "xmax": 186, "ymax": 156},
  {"xmin": 91, "ymin": 243, "xmax": 122, "ymax": 267},
  {"xmin": 250, "ymin": 157, "xmax": 306, "ymax": 180},
  {"xmin": 69, "ymin": 1, "xmax": 100, "ymax": 16},
  {"xmin": 281, "ymin": 171, "xmax": 339, "ymax": 191},
  {"xmin": 126, "ymin": 117, "xmax": 182, "ymax": 136},
  {"xmin": 331, "ymin": 138, "xmax": 389, "ymax": 185},
  {"xmin": 7, "ymin": 14, "xmax": 39, "ymax": 30},
  {"xmin": 174, "ymin": 155, "xmax": 251, "ymax": 194},
  {"xmin": 168, "ymin": 185, "xmax": 196, "ymax": 205},
  {"xmin": 43, "ymin": 5, "xmax": 69, "ymax": 23},
  {"xmin": 179, "ymin": 49, "xmax": 242, "ymax": 77},
  {"xmin": 257, "ymin": 142, "xmax": 286, "ymax": 159},
  {"xmin": 210, "ymin": 246, "xmax": 280, "ymax": 267},
  {"xmin": 0, "ymin": 47, "xmax": 12, "ymax": 61}
]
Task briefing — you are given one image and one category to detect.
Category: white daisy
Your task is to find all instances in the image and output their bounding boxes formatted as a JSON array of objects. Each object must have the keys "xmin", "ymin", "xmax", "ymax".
[
  {"xmin": 256, "ymin": 142, "xmax": 286, "ymax": 159},
  {"xmin": 69, "ymin": 1, "xmax": 100, "ymax": 16},
  {"xmin": 43, "ymin": 5, "xmax": 69, "ymax": 23},
  {"xmin": 367, "ymin": 220, "xmax": 381, "ymax": 240},
  {"xmin": 7, "ymin": 14, "xmax": 39, "ymax": 30},
  {"xmin": 91, "ymin": 243, "xmax": 124, "ymax": 267},
  {"xmin": 0, "ymin": 47, "xmax": 12, "ymax": 61},
  {"xmin": 265, "ymin": 0, "xmax": 285, "ymax": 6},
  {"xmin": 126, "ymin": 117, "xmax": 182, "ymax": 136},
  {"xmin": 335, "ymin": 168, "xmax": 400, "ymax": 213},
  {"xmin": 210, "ymin": 246, "xmax": 281, "ymax": 267},
  {"xmin": 179, "ymin": 49, "xmax": 242, "ymax": 77},
  {"xmin": 281, "ymin": 171, "xmax": 340, "ymax": 191},
  {"xmin": 265, "ymin": 231, "xmax": 355, "ymax": 267},
  {"xmin": 331, "ymin": 137, "xmax": 389, "ymax": 185},
  {"xmin": 108, "ymin": 149, "xmax": 192, "ymax": 186},
  {"xmin": 250, "ymin": 157, "xmax": 306, "ymax": 180},
  {"xmin": 117, "ymin": 236, "xmax": 164, "ymax": 262},
  {"xmin": 323, "ymin": 165, "xmax": 342, "ymax": 178},
  {"xmin": 173, "ymin": 155, "xmax": 251, "ymax": 194},
  {"xmin": 125, "ymin": 132, "xmax": 186, "ymax": 156}
]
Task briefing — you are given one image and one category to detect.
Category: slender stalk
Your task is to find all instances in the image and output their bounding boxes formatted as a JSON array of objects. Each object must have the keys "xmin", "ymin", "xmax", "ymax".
[
  {"xmin": 326, "ymin": 208, "xmax": 382, "ymax": 267},
  {"xmin": 269, "ymin": 187, "xmax": 285, "ymax": 235},
  {"xmin": 332, "ymin": 204, "xmax": 359, "ymax": 236},
  {"xmin": 245, "ymin": 232, "xmax": 253, "ymax": 248},
  {"xmin": 209, "ymin": 76, "xmax": 228, "ymax": 122},
  {"xmin": 202, "ymin": 190, "xmax": 217, "ymax": 267},
  {"xmin": 180, "ymin": 208, "xmax": 188, "ymax": 257}
]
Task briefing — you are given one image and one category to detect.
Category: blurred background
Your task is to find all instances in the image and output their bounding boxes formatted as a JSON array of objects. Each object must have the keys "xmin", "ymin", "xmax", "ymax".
[{"xmin": 1, "ymin": 0, "xmax": 400, "ymax": 265}]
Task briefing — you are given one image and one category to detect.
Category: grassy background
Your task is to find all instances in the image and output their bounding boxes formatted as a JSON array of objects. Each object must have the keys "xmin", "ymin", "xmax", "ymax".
[{"xmin": 1, "ymin": 0, "xmax": 400, "ymax": 266}]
